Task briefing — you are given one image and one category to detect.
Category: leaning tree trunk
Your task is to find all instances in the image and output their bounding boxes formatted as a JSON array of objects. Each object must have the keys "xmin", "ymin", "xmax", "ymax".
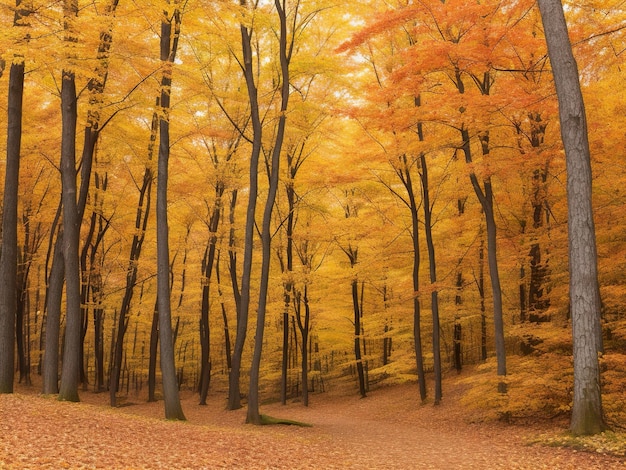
[
  {"xmin": 461, "ymin": 126, "xmax": 507, "ymax": 390},
  {"xmin": 538, "ymin": 0, "xmax": 605, "ymax": 436}
]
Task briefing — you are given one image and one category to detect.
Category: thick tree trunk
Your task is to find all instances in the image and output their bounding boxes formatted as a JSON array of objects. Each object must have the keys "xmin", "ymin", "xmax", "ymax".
[
  {"xmin": 0, "ymin": 60, "xmax": 25, "ymax": 393},
  {"xmin": 538, "ymin": 0, "xmax": 605, "ymax": 435},
  {"xmin": 155, "ymin": 11, "xmax": 185, "ymax": 421},
  {"xmin": 58, "ymin": 70, "xmax": 82, "ymax": 403}
]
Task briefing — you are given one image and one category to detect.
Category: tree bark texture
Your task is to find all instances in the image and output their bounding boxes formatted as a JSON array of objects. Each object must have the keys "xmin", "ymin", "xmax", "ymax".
[
  {"xmin": 58, "ymin": 70, "xmax": 82, "ymax": 403},
  {"xmin": 155, "ymin": 11, "xmax": 185, "ymax": 421},
  {"xmin": 228, "ymin": 21, "xmax": 261, "ymax": 412},
  {"xmin": 0, "ymin": 61, "xmax": 25, "ymax": 393},
  {"xmin": 537, "ymin": 0, "xmax": 605, "ymax": 435},
  {"xmin": 246, "ymin": 0, "xmax": 292, "ymax": 424}
]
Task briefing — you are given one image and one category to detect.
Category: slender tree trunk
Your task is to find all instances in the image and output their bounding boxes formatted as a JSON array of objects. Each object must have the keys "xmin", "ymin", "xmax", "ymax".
[
  {"xmin": 110, "ymin": 126, "xmax": 154, "ymax": 406},
  {"xmin": 246, "ymin": 0, "xmax": 291, "ymax": 425},
  {"xmin": 228, "ymin": 19, "xmax": 261, "ymax": 412},
  {"xmin": 351, "ymin": 275, "xmax": 367, "ymax": 399},
  {"xmin": 148, "ymin": 301, "xmax": 158, "ymax": 402},
  {"xmin": 295, "ymin": 285, "xmax": 310, "ymax": 407},
  {"xmin": 215, "ymin": 254, "xmax": 232, "ymax": 370},
  {"xmin": 42, "ymin": 227, "xmax": 64, "ymax": 394},
  {"xmin": 0, "ymin": 59, "xmax": 25, "ymax": 393},
  {"xmin": 280, "ymin": 160, "xmax": 297, "ymax": 405},
  {"xmin": 461, "ymin": 127, "xmax": 507, "ymax": 390},
  {"xmin": 538, "ymin": 0, "xmax": 605, "ymax": 435},
  {"xmin": 199, "ymin": 189, "xmax": 222, "ymax": 405},
  {"xmin": 419, "ymin": 153, "xmax": 441, "ymax": 404},
  {"xmin": 478, "ymin": 233, "xmax": 487, "ymax": 361},
  {"xmin": 396, "ymin": 155, "xmax": 426, "ymax": 400},
  {"xmin": 155, "ymin": 9, "xmax": 185, "ymax": 421}
]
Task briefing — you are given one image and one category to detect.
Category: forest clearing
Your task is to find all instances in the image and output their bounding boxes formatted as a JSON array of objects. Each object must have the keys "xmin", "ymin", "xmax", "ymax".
[{"xmin": 1, "ymin": 373, "xmax": 625, "ymax": 469}]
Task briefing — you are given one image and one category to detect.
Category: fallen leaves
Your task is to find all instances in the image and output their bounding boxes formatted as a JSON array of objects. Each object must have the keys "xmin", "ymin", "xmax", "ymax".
[{"xmin": 1, "ymin": 382, "xmax": 625, "ymax": 469}]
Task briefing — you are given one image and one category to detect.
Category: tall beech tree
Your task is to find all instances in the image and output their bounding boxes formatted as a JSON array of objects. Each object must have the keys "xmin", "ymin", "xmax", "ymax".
[
  {"xmin": 0, "ymin": 0, "xmax": 31, "ymax": 394},
  {"xmin": 227, "ymin": 0, "xmax": 263, "ymax": 412},
  {"xmin": 57, "ymin": 0, "xmax": 83, "ymax": 403},
  {"xmin": 537, "ymin": 0, "xmax": 606, "ymax": 436},
  {"xmin": 246, "ymin": 0, "xmax": 295, "ymax": 425},
  {"xmin": 155, "ymin": 3, "xmax": 186, "ymax": 421}
]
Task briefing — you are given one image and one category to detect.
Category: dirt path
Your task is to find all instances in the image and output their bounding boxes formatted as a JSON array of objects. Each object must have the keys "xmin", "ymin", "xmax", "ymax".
[{"xmin": 1, "ymin": 381, "xmax": 624, "ymax": 469}]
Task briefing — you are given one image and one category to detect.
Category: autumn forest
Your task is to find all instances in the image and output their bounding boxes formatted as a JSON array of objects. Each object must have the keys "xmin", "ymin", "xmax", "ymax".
[{"xmin": 0, "ymin": 0, "xmax": 625, "ymax": 445}]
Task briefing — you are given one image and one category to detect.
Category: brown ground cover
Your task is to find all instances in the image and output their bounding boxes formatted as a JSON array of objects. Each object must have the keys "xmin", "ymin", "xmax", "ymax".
[{"xmin": 1, "ymin": 377, "xmax": 624, "ymax": 469}]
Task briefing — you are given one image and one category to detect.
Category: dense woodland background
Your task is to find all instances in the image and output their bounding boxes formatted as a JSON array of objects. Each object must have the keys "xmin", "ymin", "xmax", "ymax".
[{"xmin": 0, "ymin": 0, "xmax": 625, "ymax": 430}]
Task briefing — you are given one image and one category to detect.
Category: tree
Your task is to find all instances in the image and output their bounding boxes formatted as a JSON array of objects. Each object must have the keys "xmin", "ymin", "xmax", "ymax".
[
  {"xmin": 0, "ymin": 0, "xmax": 31, "ymax": 394},
  {"xmin": 155, "ymin": 3, "xmax": 186, "ymax": 421},
  {"xmin": 537, "ymin": 0, "xmax": 606, "ymax": 436},
  {"xmin": 246, "ymin": 0, "xmax": 294, "ymax": 425},
  {"xmin": 110, "ymin": 84, "xmax": 157, "ymax": 408},
  {"xmin": 227, "ymin": 0, "xmax": 263, "ymax": 412},
  {"xmin": 57, "ymin": 0, "xmax": 83, "ymax": 403}
]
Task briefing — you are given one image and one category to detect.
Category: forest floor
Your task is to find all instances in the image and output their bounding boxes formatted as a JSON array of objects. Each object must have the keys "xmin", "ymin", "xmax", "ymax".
[{"xmin": 1, "ymin": 372, "xmax": 625, "ymax": 469}]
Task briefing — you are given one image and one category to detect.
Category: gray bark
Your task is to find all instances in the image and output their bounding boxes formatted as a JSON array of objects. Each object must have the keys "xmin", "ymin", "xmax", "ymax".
[
  {"xmin": 227, "ymin": 15, "xmax": 262, "ymax": 412},
  {"xmin": 0, "ymin": 60, "xmax": 25, "ymax": 393},
  {"xmin": 58, "ymin": 70, "xmax": 82, "ymax": 403},
  {"xmin": 537, "ymin": 0, "xmax": 605, "ymax": 435},
  {"xmin": 156, "ymin": 10, "xmax": 185, "ymax": 421}
]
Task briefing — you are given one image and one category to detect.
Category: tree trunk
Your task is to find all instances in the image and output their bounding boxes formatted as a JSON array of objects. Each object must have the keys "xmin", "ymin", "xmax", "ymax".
[
  {"xmin": 478, "ymin": 233, "xmax": 487, "ymax": 362},
  {"xmin": 246, "ymin": 0, "xmax": 291, "ymax": 425},
  {"xmin": 537, "ymin": 0, "xmax": 605, "ymax": 435},
  {"xmin": 155, "ymin": 10, "xmax": 185, "ymax": 421},
  {"xmin": 58, "ymin": 68, "xmax": 82, "ymax": 403},
  {"xmin": 148, "ymin": 301, "xmax": 158, "ymax": 402},
  {"xmin": 110, "ymin": 127, "xmax": 154, "ymax": 406},
  {"xmin": 462, "ymin": 127, "xmax": 507, "ymax": 390},
  {"xmin": 199, "ymin": 188, "xmax": 222, "ymax": 405},
  {"xmin": 0, "ymin": 59, "xmax": 26, "ymax": 393},
  {"xmin": 215, "ymin": 252, "xmax": 232, "ymax": 370},
  {"xmin": 42, "ymin": 227, "xmax": 64, "ymax": 395},
  {"xmin": 228, "ymin": 19, "xmax": 262, "ymax": 412},
  {"xmin": 352, "ymin": 276, "xmax": 367, "ymax": 399},
  {"xmin": 396, "ymin": 155, "xmax": 426, "ymax": 401},
  {"xmin": 296, "ymin": 285, "xmax": 311, "ymax": 407},
  {"xmin": 420, "ymin": 153, "xmax": 442, "ymax": 404}
]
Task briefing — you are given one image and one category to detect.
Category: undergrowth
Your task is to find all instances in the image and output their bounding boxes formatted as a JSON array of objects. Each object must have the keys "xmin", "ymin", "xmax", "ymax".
[{"xmin": 458, "ymin": 323, "xmax": 626, "ymax": 457}]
